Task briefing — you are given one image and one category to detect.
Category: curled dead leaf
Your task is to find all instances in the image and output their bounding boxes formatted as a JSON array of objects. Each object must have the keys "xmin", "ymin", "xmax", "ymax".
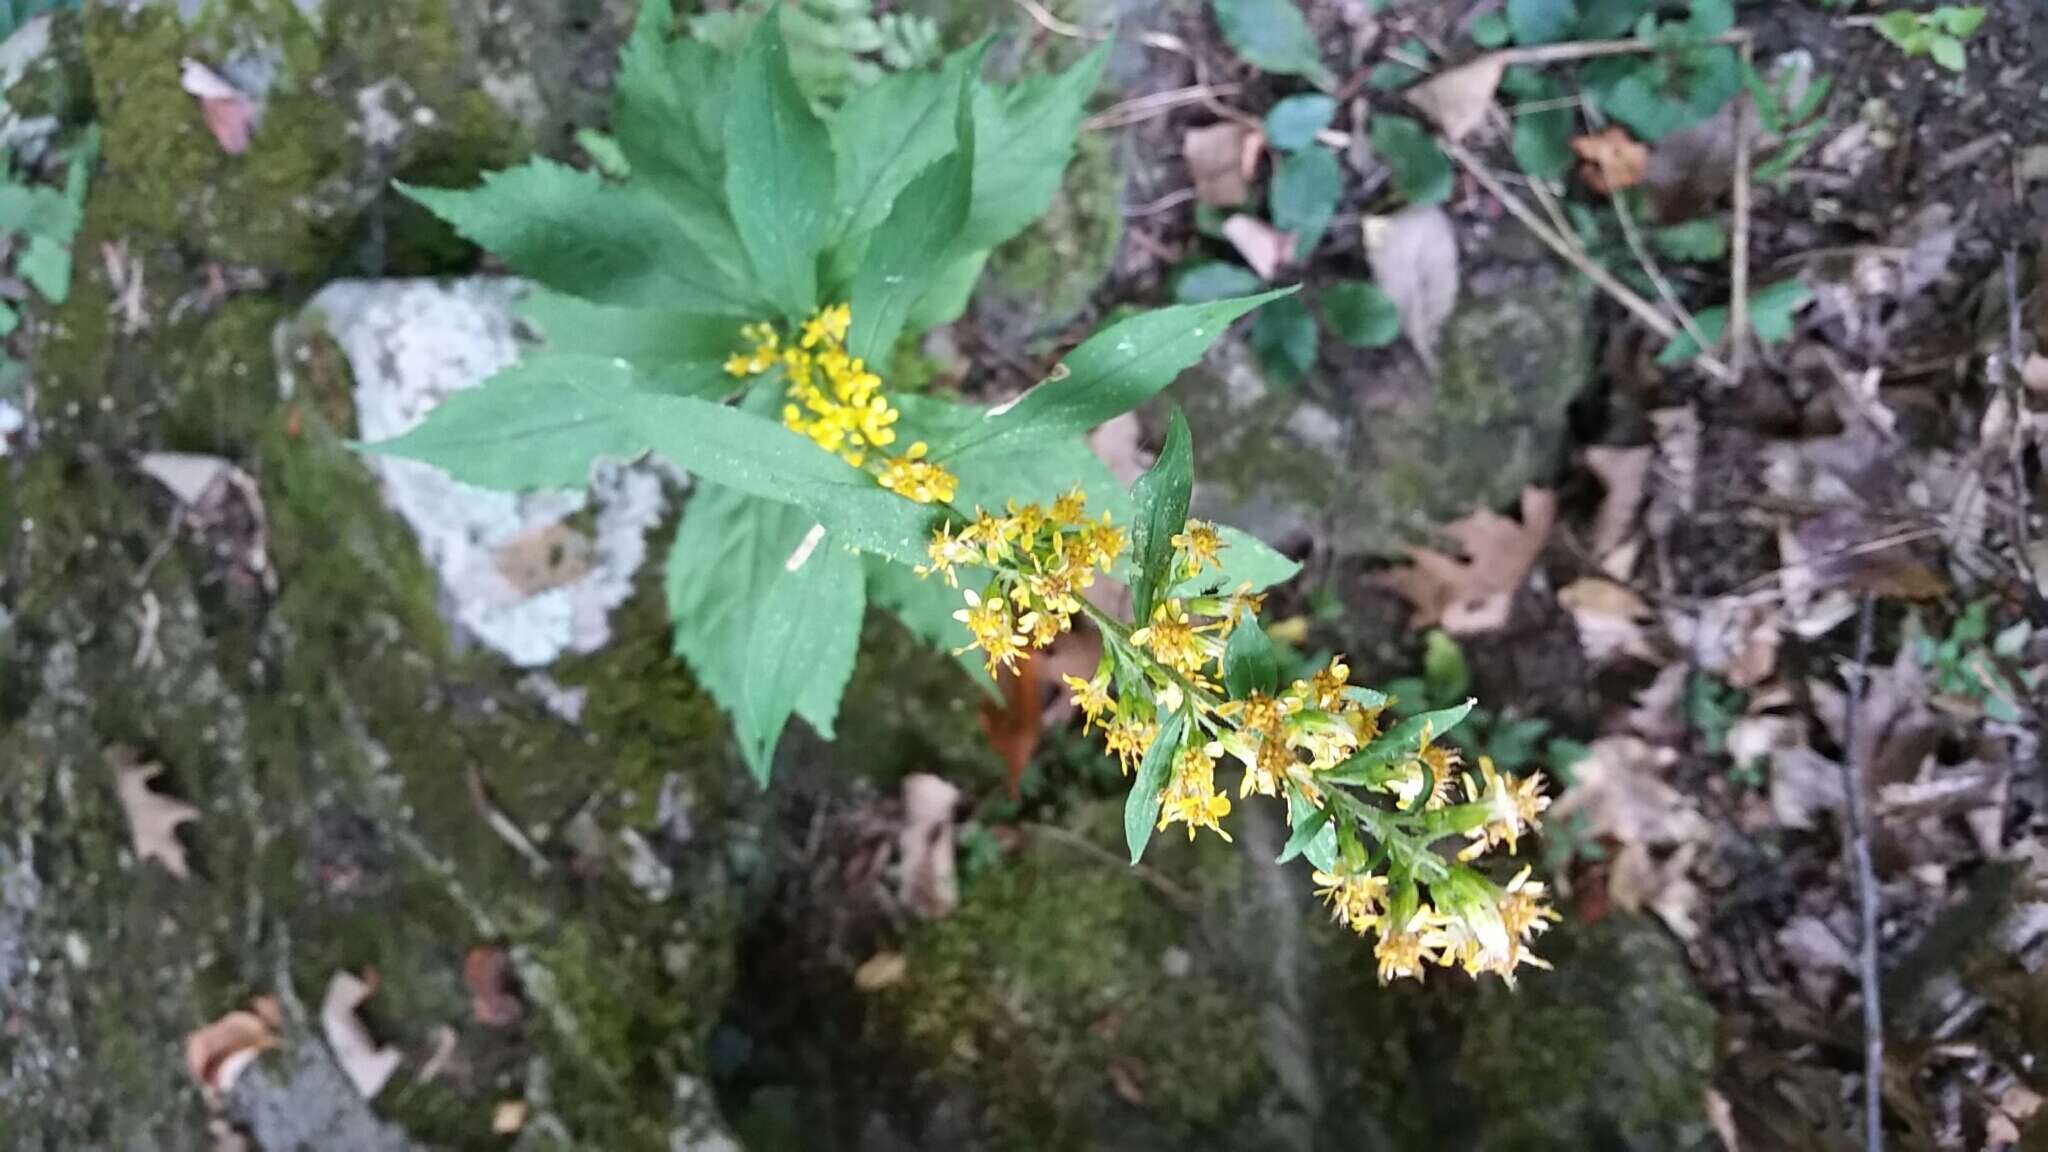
[
  {"xmin": 1363, "ymin": 206, "xmax": 1460, "ymax": 370},
  {"xmin": 320, "ymin": 971, "xmax": 402, "ymax": 1100},
  {"xmin": 1222, "ymin": 214, "xmax": 1293, "ymax": 281},
  {"xmin": 1183, "ymin": 121, "xmax": 1260, "ymax": 207},
  {"xmin": 853, "ymin": 951, "xmax": 909, "ymax": 992},
  {"xmin": 464, "ymin": 945, "xmax": 525, "ymax": 1027},
  {"xmin": 179, "ymin": 59, "xmax": 255, "ymax": 156},
  {"xmin": 1379, "ymin": 488, "xmax": 1556, "ymax": 635},
  {"xmin": 110, "ymin": 747, "xmax": 200, "ymax": 880},
  {"xmin": 1407, "ymin": 54, "xmax": 1506, "ymax": 145},
  {"xmin": 1557, "ymin": 577, "xmax": 1656, "ymax": 664},
  {"xmin": 185, "ymin": 1002, "xmax": 279, "ymax": 1097},
  {"xmin": 1572, "ymin": 126, "xmax": 1649, "ymax": 194},
  {"xmin": 1582, "ymin": 444, "xmax": 1652, "ymax": 573},
  {"xmin": 897, "ymin": 774, "xmax": 961, "ymax": 920}
]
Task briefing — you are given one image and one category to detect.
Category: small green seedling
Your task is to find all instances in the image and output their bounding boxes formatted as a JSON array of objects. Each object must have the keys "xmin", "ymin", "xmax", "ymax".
[
  {"xmin": 1909, "ymin": 601, "xmax": 2037, "ymax": 724},
  {"xmin": 1871, "ymin": 6, "xmax": 1986, "ymax": 72}
]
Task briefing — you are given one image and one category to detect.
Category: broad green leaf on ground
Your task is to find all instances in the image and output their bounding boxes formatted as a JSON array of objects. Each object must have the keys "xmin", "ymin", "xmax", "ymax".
[
  {"xmin": 832, "ymin": 42, "xmax": 979, "ymax": 239},
  {"xmin": 1250, "ymin": 294, "xmax": 1318, "ymax": 382},
  {"xmin": 1367, "ymin": 38, "xmax": 1430, "ymax": 91},
  {"xmin": 403, "ymin": 162, "xmax": 755, "ymax": 315},
  {"xmin": 1652, "ymin": 219, "xmax": 1727, "ymax": 263},
  {"xmin": 1584, "ymin": 47, "xmax": 1742, "ymax": 141},
  {"xmin": 1264, "ymin": 94, "xmax": 1335, "ymax": 152},
  {"xmin": 847, "ymin": 87, "xmax": 974, "ymax": 362},
  {"xmin": 1656, "ymin": 279, "xmax": 1811, "ymax": 365},
  {"xmin": 1169, "ymin": 525, "xmax": 1300, "ymax": 597},
  {"xmin": 1210, "ymin": 0, "xmax": 1333, "ymax": 87},
  {"xmin": 726, "ymin": 11, "xmax": 838, "ymax": 318},
  {"xmin": 1578, "ymin": 0, "xmax": 1655, "ymax": 38},
  {"xmin": 1370, "ymin": 115, "xmax": 1453, "ymax": 206},
  {"xmin": 1126, "ymin": 709, "xmax": 1189, "ymax": 863},
  {"xmin": 1470, "ymin": 10, "xmax": 1512, "ymax": 46},
  {"xmin": 520, "ymin": 290, "xmax": 740, "ymax": 397},
  {"xmin": 935, "ymin": 291, "xmax": 1292, "ymax": 459},
  {"xmin": 1269, "ymin": 146, "xmax": 1341, "ymax": 254},
  {"xmin": 667, "ymin": 486, "xmax": 866, "ymax": 781},
  {"xmin": 1320, "ymin": 280, "xmax": 1400, "ymax": 348},
  {"xmin": 960, "ymin": 43, "xmax": 1109, "ymax": 252},
  {"xmin": 1507, "ymin": 0, "xmax": 1578, "ymax": 45},
  {"xmin": 359, "ymin": 355, "xmax": 653, "ymax": 490},
  {"xmin": 1173, "ymin": 261, "xmax": 1263, "ymax": 304},
  {"xmin": 19, "ymin": 236, "xmax": 69, "ymax": 304},
  {"xmin": 1128, "ymin": 408, "xmax": 1194, "ymax": 622},
  {"xmin": 1510, "ymin": 81, "xmax": 1575, "ymax": 179}
]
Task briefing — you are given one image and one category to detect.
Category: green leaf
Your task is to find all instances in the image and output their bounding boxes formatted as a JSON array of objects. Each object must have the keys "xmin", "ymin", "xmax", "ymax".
[
  {"xmin": 663, "ymin": 489, "xmax": 867, "ymax": 781},
  {"xmin": 847, "ymin": 83, "xmax": 974, "ymax": 362},
  {"xmin": 1264, "ymin": 94, "xmax": 1335, "ymax": 152},
  {"xmin": 404, "ymin": 161, "xmax": 754, "ymax": 314},
  {"xmin": 1222, "ymin": 613, "xmax": 1281, "ymax": 700},
  {"xmin": 1511, "ymin": 101, "xmax": 1575, "ymax": 180},
  {"xmin": 0, "ymin": 301, "xmax": 18, "ymax": 339},
  {"xmin": 935, "ymin": 291, "xmax": 1292, "ymax": 459},
  {"xmin": 960, "ymin": 44, "xmax": 1109, "ymax": 252},
  {"xmin": 1320, "ymin": 281, "xmax": 1399, "ymax": 348},
  {"xmin": 1323, "ymin": 700, "xmax": 1477, "ymax": 786},
  {"xmin": 1685, "ymin": 0, "xmax": 1735, "ymax": 38},
  {"xmin": 1651, "ymin": 218, "xmax": 1728, "ymax": 262},
  {"xmin": 1470, "ymin": 11, "xmax": 1512, "ymax": 47},
  {"xmin": 726, "ymin": 11, "xmax": 838, "ymax": 318},
  {"xmin": 1173, "ymin": 261, "xmax": 1263, "ymax": 304},
  {"xmin": 520, "ymin": 290, "xmax": 741, "ymax": 397},
  {"xmin": 832, "ymin": 42, "xmax": 979, "ymax": 239},
  {"xmin": 906, "ymin": 250, "xmax": 989, "ymax": 329},
  {"xmin": 1655, "ymin": 279, "xmax": 1811, "ymax": 365},
  {"xmin": 1275, "ymin": 785, "xmax": 1336, "ymax": 869},
  {"xmin": 1578, "ymin": 0, "xmax": 1653, "ymax": 38},
  {"xmin": 616, "ymin": 1, "xmax": 727, "ymax": 198},
  {"xmin": 359, "ymin": 356, "xmax": 654, "ymax": 490},
  {"xmin": 1422, "ymin": 629, "xmax": 1470, "ymax": 703},
  {"xmin": 1125, "ymin": 709, "xmax": 1189, "ymax": 864},
  {"xmin": 576, "ymin": 129, "xmax": 632, "ymax": 179},
  {"xmin": 1169, "ymin": 525, "xmax": 1299, "ymax": 597},
  {"xmin": 1370, "ymin": 115, "xmax": 1453, "ymax": 206},
  {"xmin": 1128, "ymin": 408, "xmax": 1194, "ymax": 623},
  {"xmin": 1249, "ymin": 294, "xmax": 1317, "ymax": 382},
  {"xmin": 1366, "ymin": 39, "xmax": 1430, "ymax": 91},
  {"xmin": 896, "ymin": 393, "xmax": 1132, "ymax": 524},
  {"xmin": 1927, "ymin": 35, "xmax": 1966, "ymax": 71},
  {"xmin": 1269, "ymin": 146, "xmax": 1340, "ymax": 253},
  {"xmin": 864, "ymin": 553, "xmax": 990, "ymax": 688},
  {"xmin": 1507, "ymin": 0, "xmax": 1578, "ymax": 45},
  {"xmin": 1934, "ymin": 6, "xmax": 1986, "ymax": 37},
  {"xmin": 19, "ymin": 235, "xmax": 69, "ymax": 304},
  {"xmin": 1209, "ymin": 0, "xmax": 1333, "ymax": 86}
]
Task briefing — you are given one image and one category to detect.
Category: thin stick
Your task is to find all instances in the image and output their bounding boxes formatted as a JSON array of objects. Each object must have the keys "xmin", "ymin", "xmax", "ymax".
[
  {"xmin": 1444, "ymin": 138, "xmax": 1733, "ymax": 382},
  {"xmin": 1612, "ymin": 188, "xmax": 1712, "ymax": 353},
  {"xmin": 1123, "ymin": 187, "xmax": 1197, "ymax": 218},
  {"xmin": 2002, "ymin": 250, "xmax": 2036, "ymax": 596},
  {"xmin": 1492, "ymin": 28, "xmax": 1751, "ymax": 66},
  {"xmin": 1728, "ymin": 39, "xmax": 1755, "ymax": 383},
  {"xmin": 1838, "ymin": 595, "xmax": 1884, "ymax": 1152},
  {"xmin": 1012, "ymin": 0, "xmax": 1103, "ymax": 40},
  {"xmin": 1086, "ymin": 83, "xmax": 1245, "ymax": 131}
]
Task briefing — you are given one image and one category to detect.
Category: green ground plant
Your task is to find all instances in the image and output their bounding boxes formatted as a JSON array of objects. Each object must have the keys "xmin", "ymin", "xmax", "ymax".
[
  {"xmin": 1871, "ymin": 6, "xmax": 1986, "ymax": 72},
  {"xmin": 371, "ymin": 0, "xmax": 1563, "ymax": 982}
]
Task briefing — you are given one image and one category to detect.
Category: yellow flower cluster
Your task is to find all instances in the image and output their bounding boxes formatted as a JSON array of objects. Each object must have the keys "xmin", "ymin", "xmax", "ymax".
[
  {"xmin": 725, "ymin": 304, "xmax": 957, "ymax": 504},
  {"xmin": 912, "ymin": 493, "xmax": 1561, "ymax": 984},
  {"xmin": 918, "ymin": 490, "xmax": 1128, "ymax": 675}
]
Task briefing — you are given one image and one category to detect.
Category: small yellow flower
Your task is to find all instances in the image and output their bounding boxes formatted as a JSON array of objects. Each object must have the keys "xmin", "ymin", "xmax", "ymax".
[
  {"xmin": 1313, "ymin": 869, "xmax": 1388, "ymax": 935},
  {"xmin": 1129, "ymin": 600, "xmax": 1208, "ymax": 677},
  {"xmin": 1458, "ymin": 759, "xmax": 1552, "ymax": 859},
  {"xmin": 1374, "ymin": 908, "xmax": 1448, "ymax": 984},
  {"xmin": 1062, "ymin": 672, "xmax": 1114, "ymax": 732},
  {"xmin": 1103, "ymin": 714, "xmax": 1157, "ymax": 776},
  {"xmin": 1158, "ymin": 742, "xmax": 1233, "ymax": 842},
  {"xmin": 1050, "ymin": 488, "xmax": 1088, "ymax": 525},
  {"xmin": 1171, "ymin": 519, "xmax": 1224, "ymax": 579},
  {"xmin": 876, "ymin": 442, "xmax": 959, "ymax": 505},
  {"xmin": 801, "ymin": 302, "xmax": 852, "ymax": 349}
]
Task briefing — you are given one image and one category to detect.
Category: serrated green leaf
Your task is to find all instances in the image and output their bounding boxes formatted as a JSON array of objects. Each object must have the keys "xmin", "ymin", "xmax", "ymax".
[
  {"xmin": 1169, "ymin": 525, "xmax": 1299, "ymax": 597},
  {"xmin": 960, "ymin": 44, "xmax": 1108, "ymax": 252},
  {"xmin": 1320, "ymin": 281, "xmax": 1399, "ymax": 348},
  {"xmin": 1269, "ymin": 146, "xmax": 1340, "ymax": 254},
  {"xmin": 405, "ymin": 162, "xmax": 756, "ymax": 315},
  {"xmin": 1250, "ymin": 294, "xmax": 1318, "ymax": 382},
  {"xmin": 1210, "ymin": 0, "xmax": 1332, "ymax": 86},
  {"xmin": 726, "ymin": 11, "xmax": 838, "ymax": 317},
  {"xmin": 935, "ymin": 291, "xmax": 1293, "ymax": 459},
  {"xmin": 1129, "ymin": 408, "xmax": 1194, "ymax": 623},
  {"xmin": 1126, "ymin": 709, "xmax": 1189, "ymax": 863},
  {"xmin": 1222, "ymin": 613, "xmax": 1281, "ymax": 699},
  {"xmin": 832, "ymin": 42, "xmax": 979, "ymax": 240},
  {"xmin": 1323, "ymin": 700, "xmax": 1476, "ymax": 786},
  {"xmin": 1507, "ymin": 0, "xmax": 1577, "ymax": 45},
  {"xmin": 848, "ymin": 81, "xmax": 974, "ymax": 362},
  {"xmin": 617, "ymin": 0, "xmax": 727, "ymax": 199},
  {"xmin": 1656, "ymin": 278, "xmax": 1811, "ymax": 365},
  {"xmin": 1651, "ymin": 218, "xmax": 1727, "ymax": 262},
  {"xmin": 1264, "ymin": 94, "xmax": 1335, "ymax": 152},
  {"xmin": 1173, "ymin": 261, "xmax": 1263, "ymax": 304},
  {"xmin": 1369, "ymin": 115, "xmax": 1453, "ymax": 205},
  {"xmin": 519, "ymin": 290, "xmax": 740, "ymax": 397}
]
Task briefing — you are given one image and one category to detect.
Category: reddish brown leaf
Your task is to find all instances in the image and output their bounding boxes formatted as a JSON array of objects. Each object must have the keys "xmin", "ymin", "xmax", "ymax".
[
  {"xmin": 464, "ymin": 945, "xmax": 525, "ymax": 1027},
  {"xmin": 1572, "ymin": 126, "xmax": 1649, "ymax": 194},
  {"xmin": 980, "ymin": 657, "xmax": 1044, "ymax": 798}
]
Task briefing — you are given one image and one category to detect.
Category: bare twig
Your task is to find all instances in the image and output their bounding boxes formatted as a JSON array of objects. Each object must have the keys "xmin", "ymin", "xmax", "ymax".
[
  {"xmin": 1443, "ymin": 138, "xmax": 1733, "ymax": 382},
  {"xmin": 1123, "ymin": 187, "xmax": 1197, "ymax": 218},
  {"xmin": 1012, "ymin": 0, "xmax": 1103, "ymax": 40},
  {"xmin": 1086, "ymin": 83, "xmax": 1246, "ymax": 131},
  {"xmin": 1611, "ymin": 188, "xmax": 1713, "ymax": 353},
  {"xmin": 1492, "ymin": 28, "xmax": 1751, "ymax": 66},
  {"xmin": 1838, "ymin": 595, "xmax": 1885, "ymax": 1152},
  {"xmin": 2001, "ymin": 250, "xmax": 2036, "ymax": 595},
  {"xmin": 1728, "ymin": 39, "xmax": 1755, "ymax": 383}
]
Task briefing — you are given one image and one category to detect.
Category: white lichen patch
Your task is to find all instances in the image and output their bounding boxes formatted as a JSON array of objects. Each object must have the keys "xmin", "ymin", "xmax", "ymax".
[{"xmin": 302, "ymin": 279, "xmax": 664, "ymax": 668}]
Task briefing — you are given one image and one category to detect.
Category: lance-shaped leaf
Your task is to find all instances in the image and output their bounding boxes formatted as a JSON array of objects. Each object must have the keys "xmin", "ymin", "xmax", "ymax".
[{"xmin": 726, "ymin": 11, "xmax": 837, "ymax": 318}]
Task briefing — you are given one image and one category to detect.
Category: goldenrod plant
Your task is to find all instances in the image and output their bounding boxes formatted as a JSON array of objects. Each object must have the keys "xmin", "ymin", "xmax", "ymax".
[{"xmin": 369, "ymin": 1, "xmax": 1556, "ymax": 981}]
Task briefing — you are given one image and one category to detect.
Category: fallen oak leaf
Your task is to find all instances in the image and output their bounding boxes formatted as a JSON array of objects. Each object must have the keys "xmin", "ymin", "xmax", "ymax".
[
  {"xmin": 1571, "ymin": 126, "xmax": 1648, "ymax": 194},
  {"xmin": 184, "ymin": 1000, "xmax": 279, "ymax": 1099},
  {"xmin": 1379, "ymin": 488, "xmax": 1556, "ymax": 634},
  {"xmin": 1582, "ymin": 444, "xmax": 1653, "ymax": 572},
  {"xmin": 320, "ymin": 971, "xmax": 402, "ymax": 1100},
  {"xmin": 980, "ymin": 658, "xmax": 1044, "ymax": 797},
  {"xmin": 1557, "ymin": 576, "xmax": 1657, "ymax": 664},
  {"xmin": 1406, "ymin": 54, "xmax": 1507, "ymax": 145},
  {"xmin": 179, "ymin": 59, "xmax": 255, "ymax": 156},
  {"xmin": 1363, "ymin": 206, "xmax": 1460, "ymax": 371},
  {"xmin": 111, "ymin": 747, "xmax": 200, "ymax": 879}
]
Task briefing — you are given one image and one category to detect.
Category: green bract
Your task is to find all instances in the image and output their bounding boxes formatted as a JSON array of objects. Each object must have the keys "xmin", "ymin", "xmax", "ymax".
[{"xmin": 365, "ymin": 1, "xmax": 1297, "ymax": 782}]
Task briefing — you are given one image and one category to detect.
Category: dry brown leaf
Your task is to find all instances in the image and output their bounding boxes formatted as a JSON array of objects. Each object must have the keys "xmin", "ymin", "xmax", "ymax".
[
  {"xmin": 492, "ymin": 1101, "xmax": 530, "ymax": 1136},
  {"xmin": 1557, "ymin": 577, "xmax": 1656, "ymax": 664},
  {"xmin": 1363, "ymin": 206, "xmax": 1460, "ymax": 370},
  {"xmin": 1548, "ymin": 735, "xmax": 1711, "ymax": 849},
  {"xmin": 2021, "ymin": 353, "xmax": 2048, "ymax": 393},
  {"xmin": 1582, "ymin": 445, "xmax": 1652, "ymax": 572},
  {"xmin": 1183, "ymin": 121, "xmax": 1260, "ymax": 207},
  {"xmin": 1407, "ymin": 54, "xmax": 1506, "ymax": 144},
  {"xmin": 980, "ymin": 660, "xmax": 1044, "ymax": 795},
  {"xmin": 1222, "ymin": 214, "xmax": 1293, "ymax": 281},
  {"xmin": 112, "ymin": 749, "xmax": 200, "ymax": 879},
  {"xmin": 1380, "ymin": 488, "xmax": 1556, "ymax": 634},
  {"xmin": 140, "ymin": 451, "xmax": 234, "ymax": 506},
  {"xmin": 1610, "ymin": 840, "xmax": 1701, "ymax": 941},
  {"xmin": 1664, "ymin": 597, "xmax": 1780, "ymax": 689},
  {"xmin": 494, "ymin": 523, "xmax": 592, "ymax": 596},
  {"xmin": 320, "ymin": 971, "xmax": 402, "ymax": 1100},
  {"xmin": 897, "ymin": 774, "xmax": 960, "ymax": 920},
  {"xmin": 179, "ymin": 59, "xmax": 254, "ymax": 156},
  {"xmin": 463, "ymin": 945, "xmax": 525, "ymax": 1027},
  {"xmin": 1571, "ymin": 126, "xmax": 1649, "ymax": 194},
  {"xmin": 185, "ymin": 1003, "xmax": 278, "ymax": 1098},
  {"xmin": 853, "ymin": 951, "xmax": 909, "ymax": 991}
]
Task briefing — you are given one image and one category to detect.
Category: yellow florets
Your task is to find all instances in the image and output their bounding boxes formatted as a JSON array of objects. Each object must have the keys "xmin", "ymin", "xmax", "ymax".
[{"xmin": 877, "ymin": 442, "xmax": 958, "ymax": 505}]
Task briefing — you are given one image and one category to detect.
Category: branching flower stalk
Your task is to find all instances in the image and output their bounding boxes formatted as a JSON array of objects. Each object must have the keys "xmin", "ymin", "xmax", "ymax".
[{"xmin": 726, "ymin": 305, "xmax": 1560, "ymax": 985}]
